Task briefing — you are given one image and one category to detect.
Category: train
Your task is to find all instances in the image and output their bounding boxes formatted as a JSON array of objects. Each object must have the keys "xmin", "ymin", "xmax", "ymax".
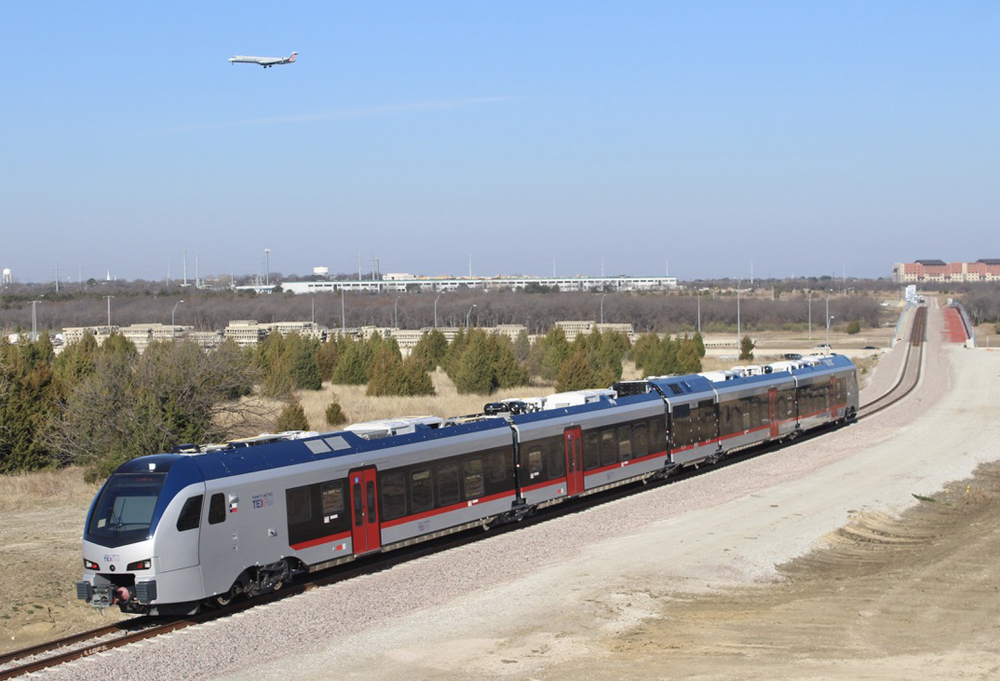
[{"xmin": 77, "ymin": 353, "xmax": 858, "ymax": 615}]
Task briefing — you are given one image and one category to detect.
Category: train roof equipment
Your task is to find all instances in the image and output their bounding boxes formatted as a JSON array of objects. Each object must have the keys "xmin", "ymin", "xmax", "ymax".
[{"xmin": 344, "ymin": 416, "xmax": 444, "ymax": 440}]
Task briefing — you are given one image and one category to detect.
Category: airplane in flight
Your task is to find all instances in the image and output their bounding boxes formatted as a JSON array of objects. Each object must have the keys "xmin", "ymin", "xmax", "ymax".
[{"xmin": 228, "ymin": 51, "xmax": 297, "ymax": 68}]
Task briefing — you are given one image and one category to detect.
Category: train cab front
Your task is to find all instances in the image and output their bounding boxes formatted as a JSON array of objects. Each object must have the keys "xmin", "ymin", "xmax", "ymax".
[{"xmin": 77, "ymin": 455, "xmax": 203, "ymax": 615}]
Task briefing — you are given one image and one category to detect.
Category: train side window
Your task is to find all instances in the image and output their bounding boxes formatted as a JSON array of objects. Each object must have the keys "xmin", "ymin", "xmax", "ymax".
[
  {"xmin": 463, "ymin": 458, "xmax": 485, "ymax": 499},
  {"xmin": 546, "ymin": 438, "xmax": 564, "ymax": 477},
  {"xmin": 411, "ymin": 469, "xmax": 434, "ymax": 512},
  {"xmin": 632, "ymin": 423, "xmax": 648, "ymax": 457},
  {"xmin": 649, "ymin": 418, "xmax": 664, "ymax": 450},
  {"xmin": 352, "ymin": 482, "xmax": 363, "ymax": 525},
  {"xmin": 208, "ymin": 492, "xmax": 227, "ymax": 525},
  {"xmin": 286, "ymin": 487, "xmax": 311, "ymax": 525},
  {"xmin": 437, "ymin": 463, "xmax": 460, "ymax": 507},
  {"xmin": 584, "ymin": 432, "xmax": 601, "ymax": 470},
  {"xmin": 487, "ymin": 450, "xmax": 507, "ymax": 484},
  {"xmin": 380, "ymin": 472, "xmax": 406, "ymax": 521},
  {"xmin": 527, "ymin": 447, "xmax": 543, "ymax": 479},
  {"xmin": 321, "ymin": 481, "xmax": 344, "ymax": 515},
  {"xmin": 176, "ymin": 495, "xmax": 203, "ymax": 532},
  {"xmin": 617, "ymin": 426, "xmax": 632, "ymax": 461},
  {"xmin": 600, "ymin": 430, "xmax": 617, "ymax": 466}
]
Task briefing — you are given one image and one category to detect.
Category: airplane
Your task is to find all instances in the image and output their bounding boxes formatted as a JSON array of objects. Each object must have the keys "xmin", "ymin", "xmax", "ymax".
[{"xmin": 228, "ymin": 51, "xmax": 297, "ymax": 68}]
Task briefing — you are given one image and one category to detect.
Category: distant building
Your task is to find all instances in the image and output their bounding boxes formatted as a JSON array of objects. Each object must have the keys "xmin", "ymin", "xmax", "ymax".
[
  {"xmin": 554, "ymin": 321, "xmax": 635, "ymax": 343},
  {"xmin": 893, "ymin": 259, "xmax": 1000, "ymax": 283},
  {"xmin": 279, "ymin": 274, "xmax": 677, "ymax": 295},
  {"xmin": 223, "ymin": 320, "xmax": 328, "ymax": 347}
]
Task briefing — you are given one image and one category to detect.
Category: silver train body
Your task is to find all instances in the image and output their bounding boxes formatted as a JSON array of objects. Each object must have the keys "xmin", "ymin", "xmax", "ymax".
[{"xmin": 78, "ymin": 354, "xmax": 858, "ymax": 615}]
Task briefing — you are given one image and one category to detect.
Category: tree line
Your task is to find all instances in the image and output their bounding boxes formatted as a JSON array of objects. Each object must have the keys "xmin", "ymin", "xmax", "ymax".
[
  {"xmin": 0, "ymin": 327, "xmax": 708, "ymax": 479},
  {"xmin": 1, "ymin": 284, "xmax": 889, "ymax": 338}
]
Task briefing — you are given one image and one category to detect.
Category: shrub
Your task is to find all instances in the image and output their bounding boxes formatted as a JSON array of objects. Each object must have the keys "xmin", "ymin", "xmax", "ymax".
[
  {"xmin": 275, "ymin": 401, "xmax": 309, "ymax": 432},
  {"xmin": 325, "ymin": 401, "xmax": 347, "ymax": 426}
]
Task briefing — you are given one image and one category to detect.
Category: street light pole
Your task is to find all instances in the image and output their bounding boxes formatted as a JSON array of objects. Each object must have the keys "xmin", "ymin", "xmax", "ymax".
[
  {"xmin": 466, "ymin": 303, "xmax": 477, "ymax": 328},
  {"xmin": 105, "ymin": 295, "xmax": 113, "ymax": 326},
  {"xmin": 808, "ymin": 293, "xmax": 812, "ymax": 339},
  {"xmin": 600, "ymin": 293, "xmax": 606, "ymax": 324},
  {"xmin": 394, "ymin": 296, "xmax": 400, "ymax": 329},
  {"xmin": 30, "ymin": 299, "xmax": 42, "ymax": 341},
  {"xmin": 171, "ymin": 300, "xmax": 184, "ymax": 339},
  {"xmin": 434, "ymin": 293, "xmax": 442, "ymax": 329},
  {"xmin": 736, "ymin": 280, "xmax": 741, "ymax": 345}
]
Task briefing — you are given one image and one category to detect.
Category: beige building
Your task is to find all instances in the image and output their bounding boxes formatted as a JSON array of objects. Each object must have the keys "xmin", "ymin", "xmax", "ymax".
[
  {"xmin": 892, "ymin": 259, "xmax": 1000, "ymax": 283},
  {"xmin": 120, "ymin": 323, "xmax": 193, "ymax": 353},
  {"xmin": 554, "ymin": 321, "xmax": 635, "ymax": 343}
]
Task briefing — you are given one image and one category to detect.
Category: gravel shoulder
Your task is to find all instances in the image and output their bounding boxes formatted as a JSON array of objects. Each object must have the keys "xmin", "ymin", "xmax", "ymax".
[{"xmin": 42, "ymin": 301, "xmax": 1000, "ymax": 680}]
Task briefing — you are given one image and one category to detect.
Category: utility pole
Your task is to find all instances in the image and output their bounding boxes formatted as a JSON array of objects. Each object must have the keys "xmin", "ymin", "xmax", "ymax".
[{"xmin": 105, "ymin": 295, "xmax": 113, "ymax": 326}]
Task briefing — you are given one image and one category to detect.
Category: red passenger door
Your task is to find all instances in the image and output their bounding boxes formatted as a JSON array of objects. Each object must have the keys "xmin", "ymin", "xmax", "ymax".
[
  {"xmin": 349, "ymin": 467, "xmax": 380, "ymax": 555},
  {"xmin": 768, "ymin": 388, "xmax": 779, "ymax": 438},
  {"xmin": 564, "ymin": 427, "xmax": 584, "ymax": 496}
]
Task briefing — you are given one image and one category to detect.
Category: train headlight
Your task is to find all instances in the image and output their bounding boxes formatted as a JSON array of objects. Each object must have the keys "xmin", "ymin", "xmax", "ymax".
[
  {"xmin": 127, "ymin": 559, "xmax": 152, "ymax": 571},
  {"xmin": 84, "ymin": 559, "xmax": 99, "ymax": 571}
]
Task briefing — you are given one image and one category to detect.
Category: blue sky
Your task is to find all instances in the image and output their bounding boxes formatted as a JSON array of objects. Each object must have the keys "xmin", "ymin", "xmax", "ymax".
[{"xmin": 2, "ymin": 2, "xmax": 998, "ymax": 283}]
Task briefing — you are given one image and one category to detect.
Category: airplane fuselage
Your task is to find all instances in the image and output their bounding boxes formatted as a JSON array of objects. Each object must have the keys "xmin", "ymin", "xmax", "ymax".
[{"xmin": 228, "ymin": 52, "xmax": 297, "ymax": 68}]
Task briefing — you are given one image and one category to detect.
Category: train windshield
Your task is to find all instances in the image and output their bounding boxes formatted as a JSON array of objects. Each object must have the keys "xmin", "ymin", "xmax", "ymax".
[{"xmin": 86, "ymin": 472, "xmax": 167, "ymax": 546}]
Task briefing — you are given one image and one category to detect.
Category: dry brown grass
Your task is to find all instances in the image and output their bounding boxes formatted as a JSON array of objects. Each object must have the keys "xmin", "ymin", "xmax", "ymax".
[
  {"xmin": 0, "ymin": 467, "xmax": 99, "ymax": 512},
  {"xmin": 294, "ymin": 370, "xmax": 557, "ymax": 431}
]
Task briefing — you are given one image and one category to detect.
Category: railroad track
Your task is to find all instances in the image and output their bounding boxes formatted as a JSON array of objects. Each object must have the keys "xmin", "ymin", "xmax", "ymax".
[
  {"xmin": 3, "ymin": 307, "xmax": 932, "ymax": 678},
  {"xmin": 858, "ymin": 305, "xmax": 926, "ymax": 419}
]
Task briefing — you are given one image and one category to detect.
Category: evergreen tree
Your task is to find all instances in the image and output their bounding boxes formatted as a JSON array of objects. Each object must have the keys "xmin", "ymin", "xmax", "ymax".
[
  {"xmin": 0, "ymin": 337, "xmax": 60, "ymax": 471},
  {"xmin": 52, "ymin": 331, "xmax": 99, "ymax": 391},
  {"xmin": 441, "ymin": 328, "xmax": 469, "ymax": 376},
  {"xmin": 285, "ymin": 333, "xmax": 323, "ymax": 390},
  {"xmin": 692, "ymin": 331, "xmax": 706, "ymax": 358},
  {"xmin": 513, "ymin": 329, "xmax": 531, "ymax": 363},
  {"xmin": 398, "ymin": 355, "xmax": 436, "ymax": 395},
  {"xmin": 528, "ymin": 326, "xmax": 570, "ymax": 381},
  {"xmin": 629, "ymin": 332, "xmax": 661, "ymax": 372},
  {"xmin": 847, "ymin": 320, "xmax": 861, "ymax": 335},
  {"xmin": 100, "ymin": 331, "xmax": 138, "ymax": 361},
  {"xmin": 739, "ymin": 335, "xmax": 755, "ymax": 361},
  {"xmin": 677, "ymin": 338, "xmax": 703, "ymax": 374},
  {"xmin": 366, "ymin": 343, "xmax": 405, "ymax": 396},
  {"xmin": 411, "ymin": 329, "xmax": 448, "ymax": 372},
  {"xmin": 489, "ymin": 334, "xmax": 529, "ymax": 389},
  {"xmin": 325, "ymin": 400, "xmax": 347, "ymax": 426},
  {"xmin": 642, "ymin": 336, "xmax": 681, "ymax": 376},
  {"xmin": 275, "ymin": 400, "xmax": 309, "ymax": 431},
  {"xmin": 315, "ymin": 336, "xmax": 342, "ymax": 382},
  {"xmin": 331, "ymin": 337, "xmax": 370, "ymax": 385},
  {"xmin": 555, "ymin": 349, "xmax": 597, "ymax": 392},
  {"xmin": 452, "ymin": 331, "xmax": 497, "ymax": 394}
]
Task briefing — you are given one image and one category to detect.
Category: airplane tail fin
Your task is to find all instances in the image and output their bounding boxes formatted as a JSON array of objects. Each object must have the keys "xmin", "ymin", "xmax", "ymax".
[{"xmin": 288, "ymin": 52, "xmax": 297, "ymax": 62}]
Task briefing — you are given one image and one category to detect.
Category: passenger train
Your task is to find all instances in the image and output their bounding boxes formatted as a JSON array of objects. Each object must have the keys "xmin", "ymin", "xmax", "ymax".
[{"xmin": 78, "ymin": 354, "xmax": 858, "ymax": 615}]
